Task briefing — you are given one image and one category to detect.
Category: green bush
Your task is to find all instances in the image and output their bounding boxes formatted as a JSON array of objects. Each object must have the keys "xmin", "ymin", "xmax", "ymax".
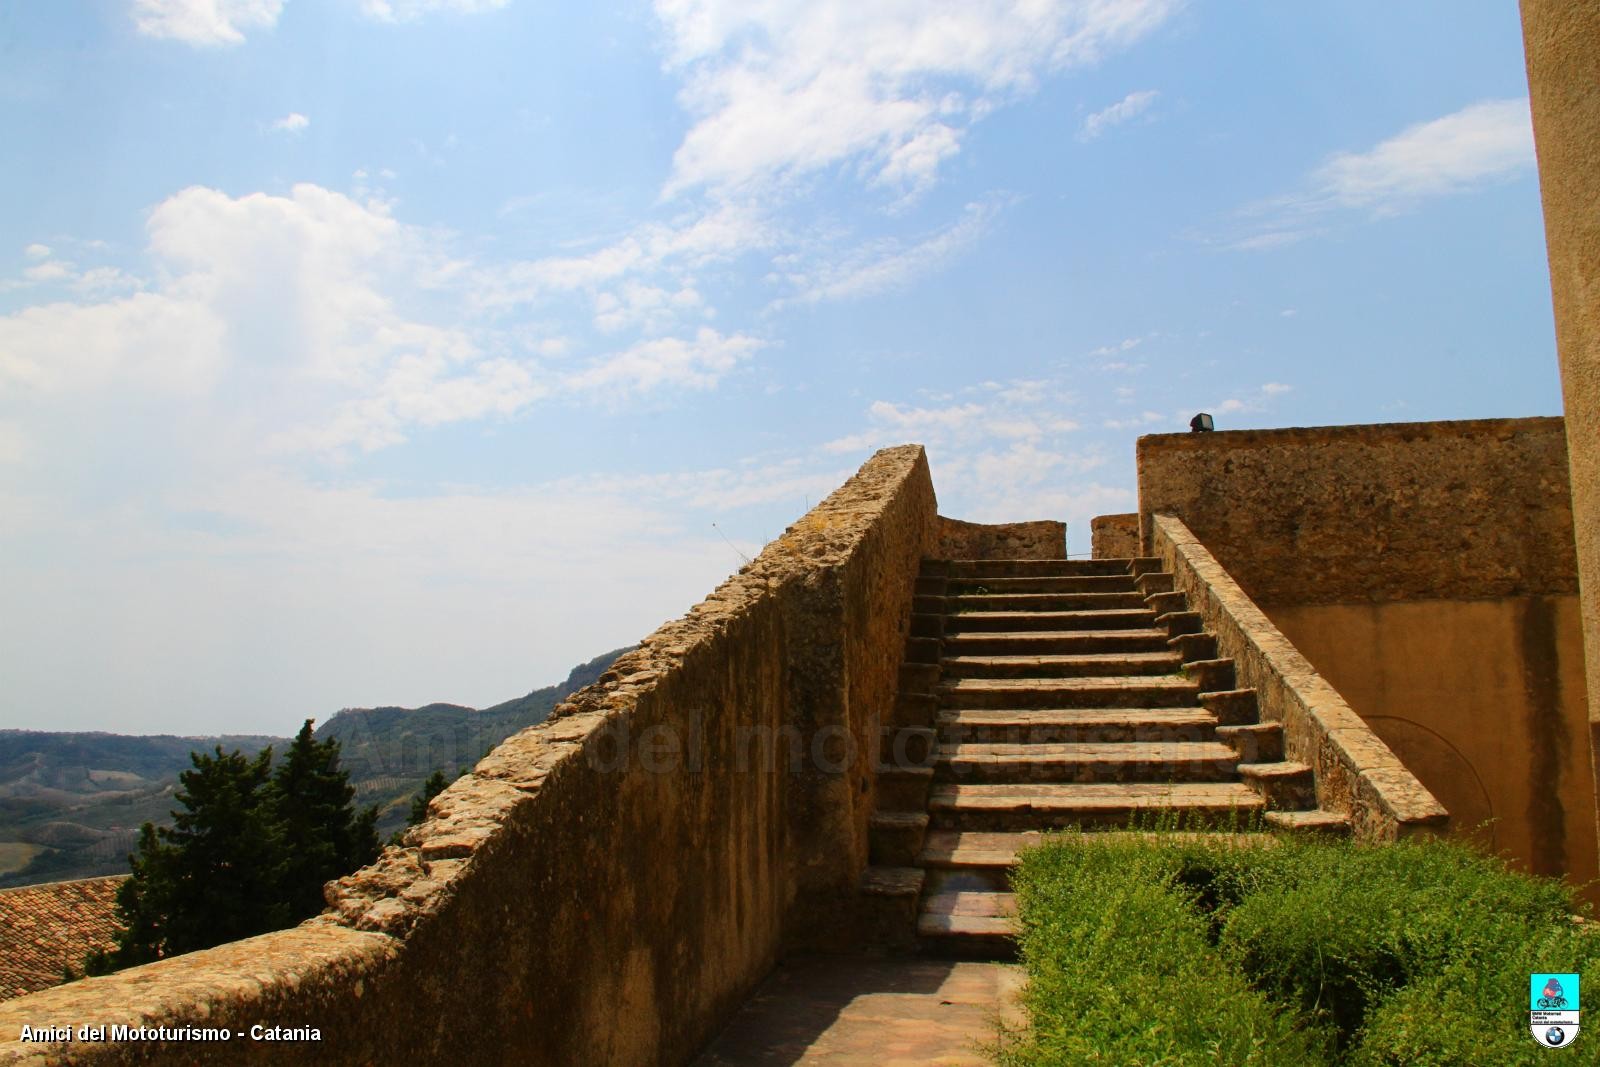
[
  {"xmin": 1001, "ymin": 836, "xmax": 1328, "ymax": 1065},
  {"xmin": 1005, "ymin": 832, "xmax": 1598, "ymax": 1066}
]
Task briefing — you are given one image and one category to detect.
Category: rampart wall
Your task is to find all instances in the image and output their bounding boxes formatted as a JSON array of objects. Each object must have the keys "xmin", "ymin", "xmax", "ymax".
[
  {"xmin": 0, "ymin": 445, "xmax": 940, "ymax": 1067},
  {"xmin": 1089, "ymin": 514, "xmax": 1139, "ymax": 560},
  {"xmin": 935, "ymin": 516, "xmax": 1064, "ymax": 560},
  {"xmin": 1137, "ymin": 417, "xmax": 1577, "ymax": 604},
  {"xmin": 1138, "ymin": 418, "xmax": 1596, "ymax": 897}
]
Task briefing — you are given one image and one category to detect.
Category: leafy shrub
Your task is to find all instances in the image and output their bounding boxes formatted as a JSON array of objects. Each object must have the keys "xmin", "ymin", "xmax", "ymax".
[{"xmin": 1006, "ymin": 831, "xmax": 1598, "ymax": 1065}]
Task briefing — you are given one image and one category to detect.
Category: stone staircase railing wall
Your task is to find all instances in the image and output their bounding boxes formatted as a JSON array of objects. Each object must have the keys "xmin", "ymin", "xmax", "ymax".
[
  {"xmin": 1151, "ymin": 513, "xmax": 1447, "ymax": 840},
  {"xmin": 0, "ymin": 445, "xmax": 942, "ymax": 1067}
]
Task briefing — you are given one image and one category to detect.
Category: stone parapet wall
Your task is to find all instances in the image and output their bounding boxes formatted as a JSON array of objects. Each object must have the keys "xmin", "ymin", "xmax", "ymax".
[
  {"xmin": 1137, "ymin": 417, "xmax": 1577, "ymax": 605},
  {"xmin": 934, "ymin": 516, "xmax": 1064, "ymax": 560},
  {"xmin": 0, "ymin": 445, "xmax": 940, "ymax": 1067},
  {"xmin": 1152, "ymin": 513, "xmax": 1448, "ymax": 841},
  {"xmin": 1089, "ymin": 514, "xmax": 1139, "ymax": 560}
]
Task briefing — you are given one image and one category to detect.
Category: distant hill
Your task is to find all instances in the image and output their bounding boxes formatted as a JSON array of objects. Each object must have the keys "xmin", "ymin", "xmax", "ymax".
[
  {"xmin": 0, "ymin": 647, "xmax": 632, "ymax": 889},
  {"xmin": 316, "ymin": 647, "xmax": 633, "ymax": 835}
]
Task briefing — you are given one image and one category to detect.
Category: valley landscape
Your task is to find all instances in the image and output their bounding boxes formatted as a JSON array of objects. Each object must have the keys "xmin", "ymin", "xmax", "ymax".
[{"xmin": 0, "ymin": 648, "xmax": 630, "ymax": 889}]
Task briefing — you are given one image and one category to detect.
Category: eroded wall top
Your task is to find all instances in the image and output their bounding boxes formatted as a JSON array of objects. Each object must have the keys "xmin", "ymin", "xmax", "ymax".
[{"xmin": 1138, "ymin": 417, "xmax": 1577, "ymax": 605}]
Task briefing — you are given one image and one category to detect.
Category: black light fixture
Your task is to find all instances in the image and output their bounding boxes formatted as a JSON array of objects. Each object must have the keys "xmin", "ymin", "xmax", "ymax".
[{"xmin": 1190, "ymin": 412, "xmax": 1215, "ymax": 433}]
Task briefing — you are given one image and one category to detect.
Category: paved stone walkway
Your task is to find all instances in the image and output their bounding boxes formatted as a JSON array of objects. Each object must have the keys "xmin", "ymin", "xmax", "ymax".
[{"xmin": 695, "ymin": 957, "xmax": 1024, "ymax": 1066}]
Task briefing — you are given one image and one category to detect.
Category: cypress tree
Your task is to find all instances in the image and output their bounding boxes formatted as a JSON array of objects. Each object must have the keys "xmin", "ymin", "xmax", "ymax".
[
  {"xmin": 89, "ymin": 725, "xmax": 378, "ymax": 973},
  {"xmin": 270, "ymin": 720, "xmax": 379, "ymax": 918}
]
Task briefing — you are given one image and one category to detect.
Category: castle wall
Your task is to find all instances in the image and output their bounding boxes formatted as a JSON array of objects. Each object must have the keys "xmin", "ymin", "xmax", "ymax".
[
  {"xmin": 0, "ymin": 445, "xmax": 940, "ymax": 1067},
  {"xmin": 1090, "ymin": 513, "xmax": 1139, "ymax": 560},
  {"xmin": 1521, "ymin": 0, "xmax": 1600, "ymax": 877},
  {"xmin": 934, "ymin": 516, "xmax": 1065, "ymax": 560},
  {"xmin": 1137, "ymin": 417, "xmax": 1576, "ymax": 605},
  {"xmin": 1138, "ymin": 418, "xmax": 1596, "ymax": 893}
]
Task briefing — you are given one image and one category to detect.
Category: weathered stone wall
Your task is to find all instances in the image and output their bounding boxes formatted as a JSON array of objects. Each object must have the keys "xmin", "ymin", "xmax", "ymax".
[
  {"xmin": 1139, "ymin": 418, "xmax": 1595, "ymax": 889},
  {"xmin": 1152, "ymin": 514, "xmax": 1448, "ymax": 841},
  {"xmin": 1521, "ymin": 0, "xmax": 1600, "ymax": 879},
  {"xmin": 0, "ymin": 446, "xmax": 940, "ymax": 1067},
  {"xmin": 1137, "ymin": 417, "xmax": 1577, "ymax": 604},
  {"xmin": 1269, "ymin": 598, "xmax": 1596, "ymax": 901},
  {"xmin": 1090, "ymin": 514, "xmax": 1140, "ymax": 560},
  {"xmin": 934, "ymin": 516, "xmax": 1064, "ymax": 560}
]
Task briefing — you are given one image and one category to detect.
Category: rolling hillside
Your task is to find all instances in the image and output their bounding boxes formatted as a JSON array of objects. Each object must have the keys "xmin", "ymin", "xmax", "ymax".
[{"xmin": 0, "ymin": 647, "xmax": 631, "ymax": 888}]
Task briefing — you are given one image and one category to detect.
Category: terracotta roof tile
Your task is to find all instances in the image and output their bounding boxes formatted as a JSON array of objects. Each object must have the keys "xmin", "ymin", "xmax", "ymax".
[{"xmin": 0, "ymin": 875, "xmax": 126, "ymax": 1001}]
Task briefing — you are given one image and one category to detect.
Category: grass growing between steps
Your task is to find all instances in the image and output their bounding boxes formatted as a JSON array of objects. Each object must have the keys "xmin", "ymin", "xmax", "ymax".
[{"xmin": 998, "ymin": 831, "xmax": 1600, "ymax": 1066}]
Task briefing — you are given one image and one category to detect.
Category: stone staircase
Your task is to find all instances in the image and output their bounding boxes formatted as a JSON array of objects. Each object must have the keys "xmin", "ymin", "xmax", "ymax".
[{"xmin": 860, "ymin": 557, "xmax": 1350, "ymax": 958}]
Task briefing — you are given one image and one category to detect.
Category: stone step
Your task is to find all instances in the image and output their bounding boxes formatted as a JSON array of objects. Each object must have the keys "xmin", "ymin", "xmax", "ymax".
[
  {"xmin": 1157, "ymin": 610, "xmax": 1205, "ymax": 637},
  {"xmin": 928, "ymin": 781, "xmax": 1265, "ymax": 831},
  {"xmin": 941, "ymin": 559, "xmax": 1133, "ymax": 579},
  {"xmin": 943, "ymin": 609, "xmax": 1158, "ymax": 634},
  {"xmin": 918, "ymin": 828, "xmax": 1276, "ymax": 871},
  {"xmin": 946, "ymin": 575, "xmax": 1136, "ymax": 595},
  {"xmin": 942, "ymin": 628, "xmax": 1171, "ymax": 656},
  {"xmin": 1201, "ymin": 689, "xmax": 1261, "ymax": 726},
  {"xmin": 1215, "ymin": 722, "xmax": 1285, "ymax": 763},
  {"xmin": 858, "ymin": 865, "xmax": 925, "ymax": 950},
  {"xmin": 935, "ymin": 741, "xmax": 1240, "ymax": 783},
  {"xmin": 1264, "ymin": 809, "xmax": 1353, "ymax": 836},
  {"xmin": 1238, "ymin": 761, "xmax": 1317, "ymax": 810},
  {"xmin": 1133, "ymin": 572, "xmax": 1175, "ymax": 597},
  {"xmin": 1168, "ymin": 631, "xmax": 1219, "ymax": 662},
  {"xmin": 876, "ymin": 765, "xmax": 934, "ymax": 811},
  {"xmin": 916, "ymin": 889, "xmax": 1017, "ymax": 954},
  {"xmin": 937, "ymin": 676, "xmax": 1201, "ymax": 710},
  {"xmin": 919, "ymin": 829, "xmax": 1046, "ymax": 870},
  {"xmin": 868, "ymin": 811, "xmax": 930, "ymax": 867},
  {"xmin": 1182, "ymin": 658, "xmax": 1237, "ymax": 692},
  {"xmin": 940, "ymin": 651, "xmax": 1183, "ymax": 679},
  {"xmin": 1145, "ymin": 590, "xmax": 1189, "ymax": 616},
  {"xmin": 936, "ymin": 707, "xmax": 1218, "ymax": 744},
  {"xmin": 950, "ymin": 591, "xmax": 1148, "ymax": 612}
]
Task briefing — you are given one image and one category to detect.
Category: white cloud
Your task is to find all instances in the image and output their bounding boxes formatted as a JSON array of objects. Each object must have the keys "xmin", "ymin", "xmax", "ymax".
[
  {"xmin": 1312, "ymin": 98, "xmax": 1533, "ymax": 212},
  {"xmin": 270, "ymin": 112, "xmax": 310, "ymax": 134},
  {"xmin": 131, "ymin": 0, "xmax": 285, "ymax": 46},
  {"xmin": 772, "ymin": 198, "xmax": 1003, "ymax": 306},
  {"xmin": 131, "ymin": 0, "xmax": 505, "ymax": 46},
  {"xmin": 0, "ymin": 291, "xmax": 226, "ymax": 393},
  {"xmin": 360, "ymin": 0, "xmax": 509, "ymax": 20},
  {"xmin": 565, "ymin": 327, "xmax": 763, "ymax": 394},
  {"xmin": 1103, "ymin": 410, "xmax": 1166, "ymax": 430},
  {"xmin": 23, "ymin": 244, "xmax": 51, "ymax": 260},
  {"xmin": 1079, "ymin": 88, "xmax": 1158, "ymax": 141},
  {"xmin": 655, "ymin": 0, "xmax": 1183, "ymax": 197},
  {"xmin": 1230, "ymin": 98, "xmax": 1535, "ymax": 249},
  {"xmin": 1201, "ymin": 383, "xmax": 1293, "ymax": 418},
  {"xmin": 0, "ymin": 467, "xmax": 758, "ymax": 733},
  {"xmin": 821, "ymin": 381, "xmax": 1079, "ymax": 455},
  {"xmin": 471, "ymin": 201, "xmax": 773, "ymax": 311}
]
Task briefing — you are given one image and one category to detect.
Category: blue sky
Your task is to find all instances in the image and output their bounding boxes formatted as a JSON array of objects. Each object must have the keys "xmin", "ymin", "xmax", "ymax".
[{"xmin": 0, "ymin": 1, "xmax": 1558, "ymax": 735}]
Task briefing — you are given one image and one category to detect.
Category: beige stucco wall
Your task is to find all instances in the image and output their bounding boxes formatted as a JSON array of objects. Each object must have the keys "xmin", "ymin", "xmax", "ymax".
[
  {"xmin": 1269, "ymin": 598, "xmax": 1596, "ymax": 900},
  {"xmin": 1521, "ymin": 0, "xmax": 1600, "ymax": 865}
]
